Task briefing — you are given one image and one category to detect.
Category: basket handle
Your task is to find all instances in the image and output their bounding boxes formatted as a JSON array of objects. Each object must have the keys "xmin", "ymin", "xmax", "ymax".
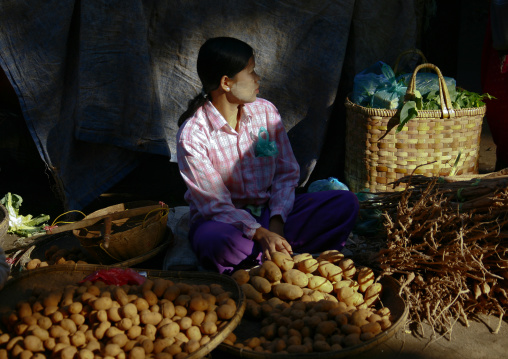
[
  {"xmin": 404, "ymin": 63, "xmax": 455, "ymax": 119},
  {"xmin": 141, "ymin": 207, "xmax": 169, "ymax": 229},
  {"xmin": 393, "ymin": 48, "xmax": 428, "ymax": 74}
]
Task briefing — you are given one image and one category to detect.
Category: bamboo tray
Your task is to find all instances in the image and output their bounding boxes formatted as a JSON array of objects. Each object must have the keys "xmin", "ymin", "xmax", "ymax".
[
  {"xmin": 0, "ymin": 265, "xmax": 246, "ymax": 359},
  {"xmin": 216, "ymin": 276, "xmax": 408, "ymax": 358}
]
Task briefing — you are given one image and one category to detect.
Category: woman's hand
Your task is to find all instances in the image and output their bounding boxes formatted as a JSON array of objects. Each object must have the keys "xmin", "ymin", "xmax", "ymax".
[{"xmin": 253, "ymin": 216, "xmax": 292, "ymax": 261}]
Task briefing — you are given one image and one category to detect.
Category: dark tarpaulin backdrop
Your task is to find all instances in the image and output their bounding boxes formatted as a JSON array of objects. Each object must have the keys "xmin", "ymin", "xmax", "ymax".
[{"xmin": 0, "ymin": 0, "xmax": 418, "ymax": 210}]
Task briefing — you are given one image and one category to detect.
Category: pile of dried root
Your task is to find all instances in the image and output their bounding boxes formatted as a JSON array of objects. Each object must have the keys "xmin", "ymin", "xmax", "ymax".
[{"xmin": 360, "ymin": 172, "xmax": 508, "ymax": 338}]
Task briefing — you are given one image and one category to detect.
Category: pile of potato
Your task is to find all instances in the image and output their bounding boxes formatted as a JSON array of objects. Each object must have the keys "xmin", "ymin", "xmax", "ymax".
[
  {"xmin": 26, "ymin": 245, "xmax": 91, "ymax": 270},
  {"xmin": 227, "ymin": 250, "xmax": 393, "ymax": 353},
  {"xmin": 0, "ymin": 276, "xmax": 238, "ymax": 358}
]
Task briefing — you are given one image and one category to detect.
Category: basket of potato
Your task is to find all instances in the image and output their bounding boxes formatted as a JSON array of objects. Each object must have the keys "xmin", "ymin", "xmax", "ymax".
[
  {"xmin": 0, "ymin": 264, "xmax": 246, "ymax": 359},
  {"xmin": 217, "ymin": 250, "xmax": 408, "ymax": 357}
]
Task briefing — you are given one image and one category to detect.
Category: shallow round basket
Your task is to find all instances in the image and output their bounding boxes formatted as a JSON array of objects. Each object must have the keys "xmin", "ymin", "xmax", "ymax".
[
  {"xmin": 216, "ymin": 276, "xmax": 408, "ymax": 358},
  {"xmin": 73, "ymin": 200, "xmax": 169, "ymax": 264},
  {"xmin": 0, "ymin": 265, "xmax": 246, "ymax": 359},
  {"xmin": 13, "ymin": 229, "xmax": 173, "ymax": 274},
  {"xmin": 0, "ymin": 203, "xmax": 8, "ymax": 242}
]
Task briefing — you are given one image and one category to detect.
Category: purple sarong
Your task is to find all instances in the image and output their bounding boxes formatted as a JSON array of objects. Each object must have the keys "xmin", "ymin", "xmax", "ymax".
[{"xmin": 189, "ymin": 190, "xmax": 359, "ymax": 274}]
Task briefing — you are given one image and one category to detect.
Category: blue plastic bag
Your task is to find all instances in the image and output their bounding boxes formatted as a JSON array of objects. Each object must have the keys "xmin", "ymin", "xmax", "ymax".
[
  {"xmin": 397, "ymin": 72, "xmax": 457, "ymax": 101},
  {"xmin": 255, "ymin": 127, "xmax": 278, "ymax": 157},
  {"xmin": 352, "ymin": 61, "xmax": 407, "ymax": 109},
  {"xmin": 308, "ymin": 177, "xmax": 349, "ymax": 192}
]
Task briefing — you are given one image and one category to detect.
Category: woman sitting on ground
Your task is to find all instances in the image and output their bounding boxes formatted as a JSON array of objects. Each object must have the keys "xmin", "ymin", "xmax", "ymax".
[{"xmin": 176, "ymin": 36, "xmax": 359, "ymax": 274}]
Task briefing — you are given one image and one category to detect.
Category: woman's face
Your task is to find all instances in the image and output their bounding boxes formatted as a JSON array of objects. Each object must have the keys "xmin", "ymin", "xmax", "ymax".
[{"xmin": 228, "ymin": 57, "xmax": 260, "ymax": 104}]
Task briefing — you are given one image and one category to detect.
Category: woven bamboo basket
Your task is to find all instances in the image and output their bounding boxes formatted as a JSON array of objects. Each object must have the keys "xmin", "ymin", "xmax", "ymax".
[
  {"xmin": 0, "ymin": 265, "xmax": 246, "ymax": 359},
  {"xmin": 14, "ymin": 230, "xmax": 173, "ymax": 273},
  {"xmin": 73, "ymin": 201, "xmax": 169, "ymax": 264},
  {"xmin": 217, "ymin": 275, "xmax": 407, "ymax": 358},
  {"xmin": 344, "ymin": 63, "xmax": 486, "ymax": 193}
]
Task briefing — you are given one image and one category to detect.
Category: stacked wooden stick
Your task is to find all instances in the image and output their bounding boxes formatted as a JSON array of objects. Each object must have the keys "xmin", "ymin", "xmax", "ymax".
[{"xmin": 359, "ymin": 171, "xmax": 508, "ymax": 337}]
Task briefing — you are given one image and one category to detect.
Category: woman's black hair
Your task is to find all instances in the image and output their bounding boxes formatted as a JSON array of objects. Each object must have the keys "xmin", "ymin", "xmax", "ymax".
[{"xmin": 178, "ymin": 37, "xmax": 254, "ymax": 127}]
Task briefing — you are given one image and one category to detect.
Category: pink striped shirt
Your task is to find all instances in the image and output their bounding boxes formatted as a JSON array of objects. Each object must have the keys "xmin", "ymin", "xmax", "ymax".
[{"xmin": 176, "ymin": 98, "xmax": 300, "ymax": 239}]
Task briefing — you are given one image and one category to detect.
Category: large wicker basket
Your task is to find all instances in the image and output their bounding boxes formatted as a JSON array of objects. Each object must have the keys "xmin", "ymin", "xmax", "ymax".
[
  {"xmin": 0, "ymin": 265, "xmax": 246, "ymax": 359},
  {"xmin": 344, "ymin": 63, "xmax": 486, "ymax": 193}
]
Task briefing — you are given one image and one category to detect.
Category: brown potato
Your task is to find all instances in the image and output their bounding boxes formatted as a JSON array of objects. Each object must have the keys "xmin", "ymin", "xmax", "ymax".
[
  {"xmin": 338, "ymin": 258, "xmax": 356, "ymax": 279},
  {"xmin": 92, "ymin": 297, "xmax": 113, "ymax": 311},
  {"xmin": 317, "ymin": 261, "xmax": 343, "ymax": 282},
  {"xmin": 152, "ymin": 278, "xmax": 171, "ymax": 297},
  {"xmin": 241, "ymin": 283, "xmax": 264, "ymax": 303},
  {"xmin": 361, "ymin": 321, "xmax": 382, "ymax": 335},
  {"xmin": 178, "ymin": 317, "xmax": 193, "ymax": 331},
  {"xmin": 249, "ymin": 276, "xmax": 272, "ymax": 294},
  {"xmin": 93, "ymin": 321, "xmax": 111, "ymax": 340},
  {"xmin": 189, "ymin": 296, "xmax": 208, "ymax": 312},
  {"xmin": 248, "ymin": 265, "xmax": 265, "ymax": 278},
  {"xmin": 185, "ymin": 339, "xmax": 200, "ymax": 353},
  {"xmin": 70, "ymin": 331, "xmax": 86, "ymax": 348},
  {"xmin": 127, "ymin": 325, "xmax": 142, "ymax": 340},
  {"xmin": 143, "ymin": 290, "xmax": 158, "ymax": 306},
  {"xmin": 317, "ymin": 250, "xmax": 344, "ymax": 263},
  {"xmin": 308, "ymin": 276, "xmax": 333, "ymax": 293},
  {"xmin": 341, "ymin": 324, "xmax": 361, "ymax": 335},
  {"xmin": 133, "ymin": 297, "xmax": 150, "ymax": 312},
  {"xmin": 160, "ymin": 301, "xmax": 176, "ymax": 319},
  {"xmin": 140, "ymin": 310, "xmax": 163, "ymax": 326},
  {"xmin": 292, "ymin": 253, "xmax": 313, "ymax": 264},
  {"xmin": 296, "ymin": 258, "xmax": 318, "ymax": 274},
  {"xmin": 357, "ymin": 267, "xmax": 375, "ymax": 293},
  {"xmin": 110, "ymin": 333, "xmax": 128, "ymax": 347},
  {"xmin": 282, "ymin": 269, "xmax": 309, "ymax": 287},
  {"xmin": 261, "ymin": 260, "xmax": 282, "ymax": 282},
  {"xmin": 342, "ymin": 333, "xmax": 362, "ymax": 347},
  {"xmin": 186, "ymin": 326, "xmax": 202, "ymax": 341},
  {"xmin": 23, "ymin": 335, "xmax": 44, "ymax": 352},
  {"xmin": 77, "ymin": 348, "xmax": 94, "ymax": 359},
  {"xmin": 270, "ymin": 252, "xmax": 295, "ymax": 271},
  {"xmin": 364, "ymin": 283, "xmax": 383, "ymax": 307},
  {"xmin": 272, "ymin": 283, "xmax": 304, "ymax": 301},
  {"xmin": 335, "ymin": 286, "xmax": 355, "ymax": 305},
  {"xmin": 128, "ymin": 346, "xmax": 145, "ymax": 359},
  {"xmin": 159, "ymin": 322, "xmax": 180, "ymax": 338},
  {"xmin": 231, "ymin": 269, "xmax": 250, "ymax": 286},
  {"xmin": 60, "ymin": 346, "xmax": 78, "ymax": 359},
  {"xmin": 217, "ymin": 304, "xmax": 236, "ymax": 320},
  {"xmin": 190, "ymin": 311, "xmax": 205, "ymax": 326},
  {"xmin": 43, "ymin": 292, "xmax": 62, "ymax": 308},
  {"xmin": 201, "ymin": 321, "xmax": 217, "ymax": 336},
  {"xmin": 120, "ymin": 303, "xmax": 138, "ymax": 319},
  {"xmin": 17, "ymin": 302, "xmax": 33, "ymax": 319}
]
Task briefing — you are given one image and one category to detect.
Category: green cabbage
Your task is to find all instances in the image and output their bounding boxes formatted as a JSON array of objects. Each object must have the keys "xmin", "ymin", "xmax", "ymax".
[{"xmin": 0, "ymin": 192, "xmax": 50, "ymax": 237}]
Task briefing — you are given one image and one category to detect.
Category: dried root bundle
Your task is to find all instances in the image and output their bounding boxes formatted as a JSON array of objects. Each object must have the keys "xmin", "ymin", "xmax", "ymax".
[{"xmin": 362, "ymin": 173, "xmax": 508, "ymax": 338}]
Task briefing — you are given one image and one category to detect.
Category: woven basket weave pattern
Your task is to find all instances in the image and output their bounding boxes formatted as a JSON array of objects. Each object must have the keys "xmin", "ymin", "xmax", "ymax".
[{"xmin": 344, "ymin": 100, "xmax": 485, "ymax": 193}]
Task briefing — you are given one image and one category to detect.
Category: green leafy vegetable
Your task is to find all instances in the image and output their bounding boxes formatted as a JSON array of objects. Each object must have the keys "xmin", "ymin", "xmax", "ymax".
[
  {"xmin": 0, "ymin": 192, "xmax": 50, "ymax": 237},
  {"xmin": 398, "ymin": 101, "xmax": 418, "ymax": 133},
  {"xmin": 452, "ymin": 89, "xmax": 495, "ymax": 109},
  {"xmin": 397, "ymin": 88, "xmax": 495, "ymax": 133}
]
